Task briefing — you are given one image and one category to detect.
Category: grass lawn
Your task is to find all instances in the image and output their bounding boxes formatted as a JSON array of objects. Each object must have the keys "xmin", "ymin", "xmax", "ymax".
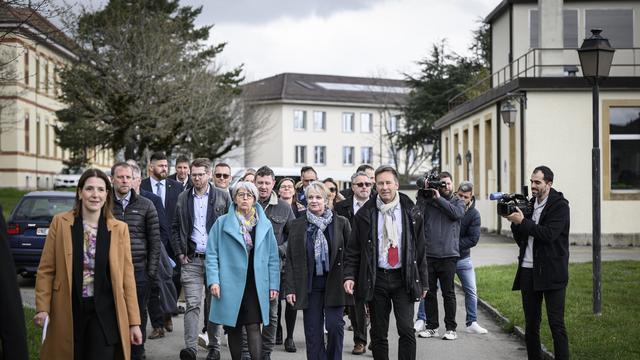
[
  {"xmin": 23, "ymin": 307, "xmax": 42, "ymax": 360},
  {"xmin": 0, "ymin": 188, "xmax": 29, "ymax": 218},
  {"xmin": 476, "ymin": 261, "xmax": 640, "ymax": 360}
]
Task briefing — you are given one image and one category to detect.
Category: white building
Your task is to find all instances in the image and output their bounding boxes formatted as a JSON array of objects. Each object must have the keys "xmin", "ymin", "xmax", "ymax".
[
  {"xmin": 241, "ymin": 73, "xmax": 423, "ymax": 182},
  {"xmin": 0, "ymin": 5, "xmax": 112, "ymax": 189},
  {"xmin": 434, "ymin": 0, "xmax": 640, "ymax": 245}
]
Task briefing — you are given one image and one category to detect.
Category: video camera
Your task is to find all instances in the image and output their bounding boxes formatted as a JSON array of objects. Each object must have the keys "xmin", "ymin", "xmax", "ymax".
[{"xmin": 489, "ymin": 187, "xmax": 533, "ymax": 217}]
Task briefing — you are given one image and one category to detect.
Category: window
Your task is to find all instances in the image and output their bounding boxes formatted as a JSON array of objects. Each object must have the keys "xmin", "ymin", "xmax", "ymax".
[
  {"xmin": 585, "ymin": 9, "xmax": 633, "ymax": 48},
  {"xmin": 360, "ymin": 113, "xmax": 373, "ymax": 133},
  {"xmin": 529, "ymin": 10, "xmax": 578, "ymax": 48},
  {"xmin": 343, "ymin": 146, "xmax": 354, "ymax": 165},
  {"xmin": 313, "ymin": 111, "xmax": 326, "ymax": 131},
  {"xmin": 342, "ymin": 112, "xmax": 354, "ymax": 132},
  {"xmin": 294, "ymin": 145, "xmax": 306, "ymax": 164},
  {"xmin": 388, "ymin": 115, "xmax": 399, "ymax": 133},
  {"xmin": 361, "ymin": 146, "xmax": 373, "ymax": 164},
  {"xmin": 294, "ymin": 110, "xmax": 307, "ymax": 130},
  {"xmin": 24, "ymin": 113, "xmax": 30, "ymax": 153},
  {"xmin": 609, "ymin": 107, "xmax": 639, "ymax": 191},
  {"xmin": 314, "ymin": 146, "xmax": 326, "ymax": 165},
  {"xmin": 24, "ymin": 50, "xmax": 29, "ymax": 86}
]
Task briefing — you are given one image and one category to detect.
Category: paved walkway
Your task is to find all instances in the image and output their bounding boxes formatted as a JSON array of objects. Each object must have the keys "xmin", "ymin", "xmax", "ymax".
[{"xmin": 20, "ymin": 234, "xmax": 640, "ymax": 359}]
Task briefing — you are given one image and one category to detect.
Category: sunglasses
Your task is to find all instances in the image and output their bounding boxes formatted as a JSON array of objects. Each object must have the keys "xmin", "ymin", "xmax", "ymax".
[
  {"xmin": 214, "ymin": 173, "xmax": 230, "ymax": 179},
  {"xmin": 354, "ymin": 182, "xmax": 373, "ymax": 188}
]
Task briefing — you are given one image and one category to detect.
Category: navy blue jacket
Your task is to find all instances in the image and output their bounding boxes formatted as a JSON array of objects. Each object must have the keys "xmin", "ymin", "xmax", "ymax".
[{"xmin": 459, "ymin": 197, "xmax": 481, "ymax": 260}]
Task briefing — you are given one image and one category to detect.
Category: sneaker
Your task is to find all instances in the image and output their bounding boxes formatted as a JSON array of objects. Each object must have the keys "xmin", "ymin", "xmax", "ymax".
[
  {"xmin": 413, "ymin": 319, "xmax": 425, "ymax": 332},
  {"xmin": 442, "ymin": 330, "xmax": 458, "ymax": 340},
  {"xmin": 417, "ymin": 328, "xmax": 439, "ymax": 338},
  {"xmin": 466, "ymin": 322, "xmax": 488, "ymax": 334},
  {"xmin": 198, "ymin": 333, "xmax": 209, "ymax": 349}
]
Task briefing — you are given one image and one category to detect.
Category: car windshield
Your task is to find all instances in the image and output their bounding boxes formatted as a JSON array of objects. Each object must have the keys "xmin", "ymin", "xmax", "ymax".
[{"xmin": 13, "ymin": 197, "xmax": 75, "ymax": 221}]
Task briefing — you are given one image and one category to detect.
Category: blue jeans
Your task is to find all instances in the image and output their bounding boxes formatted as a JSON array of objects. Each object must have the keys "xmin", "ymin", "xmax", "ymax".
[{"xmin": 456, "ymin": 257, "xmax": 478, "ymax": 326}]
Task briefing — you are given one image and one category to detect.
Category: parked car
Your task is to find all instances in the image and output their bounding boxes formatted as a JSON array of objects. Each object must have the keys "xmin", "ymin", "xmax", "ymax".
[
  {"xmin": 6, "ymin": 191, "xmax": 75, "ymax": 277},
  {"xmin": 53, "ymin": 168, "xmax": 83, "ymax": 189}
]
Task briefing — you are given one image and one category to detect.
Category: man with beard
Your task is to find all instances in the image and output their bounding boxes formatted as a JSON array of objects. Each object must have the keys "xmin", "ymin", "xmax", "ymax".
[
  {"xmin": 416, "ymin": 172, "xmax": 465, "ymax": 341},
  {"xmin": 141, "ymin": 152, "xmax": 184, "ymax": 336},
  {"xmin": 111, "ymin": 162, "xmax": 161, "ymax": 359}
]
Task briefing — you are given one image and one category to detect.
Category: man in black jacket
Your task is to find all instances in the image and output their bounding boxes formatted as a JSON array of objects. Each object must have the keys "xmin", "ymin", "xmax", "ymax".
[
  {"xmin": 172, "ymin": 158, "xmax": 230, "ymax": 360},
  {"xmin": 504, "ymin": 166, "xmax": 570, "ymax": 360},
  {"xmin": 344, "ymin": 165, "xmax": 428, "ymax": 360},
  {"xmin": 416, "ymin": 171, "xmax": 465, "ymax": 341},
  {"xmin": 111, "ymin": 162, "xmax": 161, "ymax": 360},
  {"xmin": 335, "ymin": 170, "xmax": 374, "ymax": 355}
]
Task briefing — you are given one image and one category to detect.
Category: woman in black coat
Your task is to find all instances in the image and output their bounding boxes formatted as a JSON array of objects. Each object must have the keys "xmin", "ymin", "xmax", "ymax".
[{"xmin": 283, "ymin": 181, "xmax": 353, "ymax": 360}]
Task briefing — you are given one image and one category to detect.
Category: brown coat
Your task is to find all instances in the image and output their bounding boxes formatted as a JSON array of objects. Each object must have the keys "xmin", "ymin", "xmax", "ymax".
[{"xmin": 35, "ymin": 211, "xmax": 141, "ymax": 360}]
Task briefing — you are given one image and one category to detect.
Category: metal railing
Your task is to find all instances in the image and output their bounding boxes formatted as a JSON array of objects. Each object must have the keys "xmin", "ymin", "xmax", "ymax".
[{"xmin": 448, "ymin": 47, "xmax": 640, "ymax": 110}]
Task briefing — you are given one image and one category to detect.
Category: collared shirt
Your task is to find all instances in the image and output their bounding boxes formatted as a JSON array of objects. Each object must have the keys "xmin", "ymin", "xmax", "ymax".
[
  {"xmin": 150, "ymin": 177, "xmax": 166, "ymax": 206},
  {"xmin": 522, "ymin": 196, "xmax": 548, "ymax": 268},
  {"xmin": 115, "ymin": 190, "xmax": 132, "ymax": 210},
  {"xmin": 190, "ymin": 184, "xmax": 210, "ymax": 254},
  {"xmin": 377, "ymin": 202, "xmax": 403, "ymax": 269}
]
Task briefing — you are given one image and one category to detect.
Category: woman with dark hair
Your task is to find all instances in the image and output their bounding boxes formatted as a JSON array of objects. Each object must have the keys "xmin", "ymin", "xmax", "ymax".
[
  {"xmin": 323, "ymin": 178, "xmax": 344, "ymax": 210},
  {"xmin": 283, "ymin": 181, "xmax": 353, "ymax": 360},
  {"xmin": 206, "ymin": 181, "xmax": 280, "ymax": 360},
  {"xmin": 34, "ymin": 169, "xmax": 142, "ymax": 360}
]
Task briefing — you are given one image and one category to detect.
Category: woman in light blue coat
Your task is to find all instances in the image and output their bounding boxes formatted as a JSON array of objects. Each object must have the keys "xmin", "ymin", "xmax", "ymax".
[{"xmin": 206, "ymin": 181, "xmax": 280, "ymax": 360}]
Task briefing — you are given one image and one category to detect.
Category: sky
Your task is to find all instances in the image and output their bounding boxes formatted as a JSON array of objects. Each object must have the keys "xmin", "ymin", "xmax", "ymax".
[{"xmin": 68, "ymin": 0, "xmax": 500, "ymax": 82}]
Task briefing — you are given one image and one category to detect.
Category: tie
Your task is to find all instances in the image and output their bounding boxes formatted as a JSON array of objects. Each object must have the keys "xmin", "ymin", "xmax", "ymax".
[
  {"xmin": 155, "ymin": 182, "xmax": 164, "ymax": 205},
  {"xmin": 388, "ymin": 246, "xmax": 399, "ymax": 267}
]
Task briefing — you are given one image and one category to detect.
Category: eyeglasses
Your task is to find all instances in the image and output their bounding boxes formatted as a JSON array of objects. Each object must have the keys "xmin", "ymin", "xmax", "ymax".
[
  {"xmin": 354, "ymin": 182, "xmax": 373, "ymax": 188},
  {"xmin": 236, "ymin": 192, "xmax": 254, "ymax": 199},
  {"xmin": 214, "ymin": 173, "xmax": 230, "ymax": 179}
]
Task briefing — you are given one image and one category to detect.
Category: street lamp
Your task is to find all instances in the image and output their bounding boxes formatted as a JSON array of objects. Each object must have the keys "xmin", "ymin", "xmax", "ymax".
[
  {"xmin": 578, "ymin": 28, "xmax": 615, "ymax": 316},
  {"xmin": 465, "ymin": 150, "xmax": 472, "ymax": 181}
]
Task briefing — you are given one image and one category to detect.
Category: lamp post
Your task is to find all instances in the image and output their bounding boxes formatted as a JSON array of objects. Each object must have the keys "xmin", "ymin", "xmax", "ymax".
[{"xmin": 578, "ymin": 28, "xmax": 615, "ymax": 316}]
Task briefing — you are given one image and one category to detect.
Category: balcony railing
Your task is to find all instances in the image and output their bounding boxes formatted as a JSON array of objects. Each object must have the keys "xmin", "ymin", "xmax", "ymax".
[{"xmin": 448, "ymin": 47, "xmax": 640, "ymax": 110}]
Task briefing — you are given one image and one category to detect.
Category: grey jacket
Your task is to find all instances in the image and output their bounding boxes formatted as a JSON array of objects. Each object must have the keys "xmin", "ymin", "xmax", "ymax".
[
  {"xmin": 417, "ymin": 192, "xmax": 466, "ymax": 258},
  {"xmin": 259, "ymin": 191, "xmax": 295, "ymax": 258}
]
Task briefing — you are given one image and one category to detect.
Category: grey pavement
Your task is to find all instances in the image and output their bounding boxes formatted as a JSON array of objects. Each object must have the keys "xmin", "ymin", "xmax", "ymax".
[{"xmin": 19, "ymin": 234, "xmax": 640, "ymax": 359}]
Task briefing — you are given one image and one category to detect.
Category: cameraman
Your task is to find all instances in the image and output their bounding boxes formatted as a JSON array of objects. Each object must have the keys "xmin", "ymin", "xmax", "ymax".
[
  {"xmin": 503, "ymin": 166, "xmax": 569, "ymax": 360},
  {"xmin": 415, "ymin": 172, "xmax": 465, "ymax": 340}
]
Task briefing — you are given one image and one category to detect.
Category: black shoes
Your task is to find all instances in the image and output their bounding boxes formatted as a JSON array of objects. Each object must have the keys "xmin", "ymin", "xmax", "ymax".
[{"xmin": 284, "ymin": 338, "xmax": 297, "ymax": 353}]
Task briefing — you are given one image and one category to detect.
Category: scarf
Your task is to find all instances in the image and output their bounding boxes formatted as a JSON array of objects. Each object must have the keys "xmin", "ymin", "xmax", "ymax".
[
  {"xmin": 306, "ymin": 208, "xmax": 333, "ymax": 275},
  {"xmin": 376, "ymin": 193, "xmax": 400, "ymax": 260},
  {"xmin": 236, "ymin": 207, "xmax": 257, "ymax": 251}
]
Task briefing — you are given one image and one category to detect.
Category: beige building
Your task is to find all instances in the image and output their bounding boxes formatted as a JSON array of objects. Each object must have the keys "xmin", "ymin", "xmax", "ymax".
[
  {"xmin": 241, "ymin": 73, "xmax": 424, "ymax": 182},
  {"xmin": 0, "ymin": 5, "xmax": 111, "ymax": 189},
  {"xmin": 435, "ymin": 0, "xmax": 640, "ymax": 245}
]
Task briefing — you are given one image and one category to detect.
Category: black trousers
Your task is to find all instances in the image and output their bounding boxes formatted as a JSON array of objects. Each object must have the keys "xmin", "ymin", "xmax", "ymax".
[
  {"xmin": 369, "ymin": 269, "xmax": 416, "ymax": 360},
  {"xmin": 74, "ymin": 297, "xmax": 119, "ymax": 360},
  {"xmin": 132, "ymin": 271, "xmax": 151, "ymax": 360},
  {"xmin": 520, "ymin": 268, "xmax": 569, "ymax": 360},
  {"xmin": 425, "ymin": 257, "xmax": 457, "ymax": 331},
  {"xmin": 347, "ymin": 300, "xmax": 368, "ymax": 345}
]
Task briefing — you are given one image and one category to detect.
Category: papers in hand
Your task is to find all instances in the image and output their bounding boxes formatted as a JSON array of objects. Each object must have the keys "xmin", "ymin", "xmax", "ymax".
[{"xmin": 41, "ymin": 315, "xmax": 49, "ymax": 344}]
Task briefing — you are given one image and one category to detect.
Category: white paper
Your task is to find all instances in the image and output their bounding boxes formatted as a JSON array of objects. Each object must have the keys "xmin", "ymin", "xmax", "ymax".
[{"xmin": 41, "ymin": 315, "xmax": 49, "ymax": 344}]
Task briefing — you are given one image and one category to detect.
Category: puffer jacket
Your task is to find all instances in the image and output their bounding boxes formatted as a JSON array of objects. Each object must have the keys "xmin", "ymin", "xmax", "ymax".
[{"xmin": 112, "ymin": 190, "xmax": 161, "ymax": 279}]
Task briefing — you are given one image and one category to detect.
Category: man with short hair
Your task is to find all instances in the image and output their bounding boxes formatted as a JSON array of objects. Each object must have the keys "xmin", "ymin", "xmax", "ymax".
[
  {"xmin": 250, "ymin": 166, "xmax": 296, "ymax": 358},
  {"xmin": 416, "ymin": 171, "xmax": 465, "ymax": 341},
  {"xmin": 172, "ymin": 158, "xmax": 230, "ymax": 360},
  {"xmin": 335, "ymin": 171, "xmax": 374, "ymax": 355},
  {"xmin": 111, "ymin": 162, "xmax": 161, "ymax": 360},
  {"xmin": 504, "ymin": 166, "xmax": 570, "ymax": 360},
  {"xmin": 170, "ymin": 155, "xmax": 192, "ymax": 190},
  {"xmin": 344, "ymin": 165, "xmax": 428, "ymax": 360},
  {"xmin": 454, "ymin": 181, "xmax": 487, "ymax": 334},
  {"xmin": 212, "ymin": 162, "xmax": 232, "ymax": 190}
]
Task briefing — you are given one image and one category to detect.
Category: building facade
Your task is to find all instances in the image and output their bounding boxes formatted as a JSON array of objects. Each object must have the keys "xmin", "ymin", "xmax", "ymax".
[
  {"xmin": 241, "ymin": 73, "xmax": 423, "ymax": 181},
  {"xmin": 0, "ymin": 5, "xmax": 111, "ymax": 189},
  {"xmin": 435, "ymin": 0, "xmax": 640, "ymax": 245}
]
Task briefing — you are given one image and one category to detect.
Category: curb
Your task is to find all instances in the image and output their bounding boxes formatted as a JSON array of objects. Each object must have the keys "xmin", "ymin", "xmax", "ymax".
[{"xmin": 456, "ymin": 283, "xmax": 555, "ymax": 360}]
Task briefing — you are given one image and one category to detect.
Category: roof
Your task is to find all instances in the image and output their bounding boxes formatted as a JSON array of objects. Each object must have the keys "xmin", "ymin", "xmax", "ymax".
[
  {"xmin": 242, "ymin": 73, "xmax": 410, "ymax": 106},
  {"xmin": 0, "ymin": 4, "xmax": 77, "ymax": 57}
]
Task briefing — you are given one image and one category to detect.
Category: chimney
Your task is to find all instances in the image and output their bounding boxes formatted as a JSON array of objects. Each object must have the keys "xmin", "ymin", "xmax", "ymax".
[{"xmin": 538, "ymin": 0, "xmax": 564, "ymax": 76}]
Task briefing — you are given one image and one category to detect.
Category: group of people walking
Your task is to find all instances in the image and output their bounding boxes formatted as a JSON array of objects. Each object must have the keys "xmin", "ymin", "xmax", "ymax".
[{"xmin": 31, "ymin": 153, "xmax": 570, "ymax": 360}]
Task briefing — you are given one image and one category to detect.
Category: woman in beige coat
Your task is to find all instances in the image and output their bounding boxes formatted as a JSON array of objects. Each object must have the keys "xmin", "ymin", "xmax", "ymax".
[{"xmin": 34, "ymin": 169, "xmax": 142, "ymax": 360}]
